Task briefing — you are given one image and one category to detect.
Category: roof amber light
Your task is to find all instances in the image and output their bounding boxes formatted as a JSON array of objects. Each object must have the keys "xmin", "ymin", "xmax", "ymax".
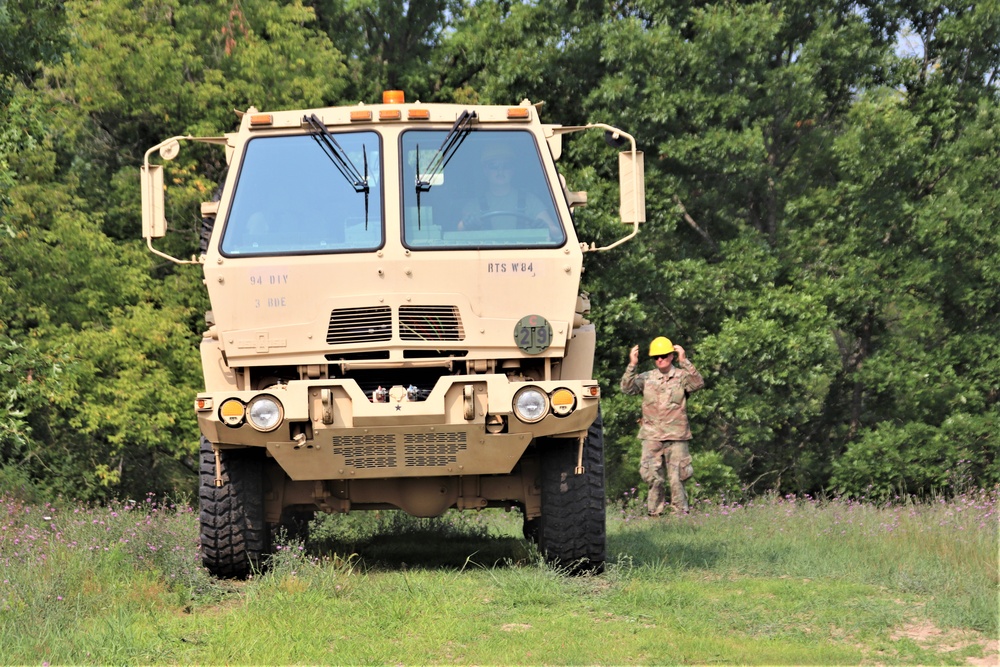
[
  {"xmin": 382, "ymin": 90, "xmax": 405, "ymax": 104},
  {"xmin": 249, "ymin": 114, "xmax": 274, "ymax": 126},
  {"xmin": 379, "ymin": 109, "xmax": 402, "ymax": 121},
  {"xmin": 408, "ymin": 109, "xmax": 430, "ymax": 120},
  {"xmin": 507, "ymin": 107, "xmax": 531, "ymax": 120},
  {"xmin": 350, "ymin": 110, "xmax": 373, "ymax": 122}
]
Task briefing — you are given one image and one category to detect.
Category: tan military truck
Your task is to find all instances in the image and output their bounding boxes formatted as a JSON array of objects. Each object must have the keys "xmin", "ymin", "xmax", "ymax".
[{"xmin": 141, "ymin": 91, "xmax": 644, "ymax": 576}]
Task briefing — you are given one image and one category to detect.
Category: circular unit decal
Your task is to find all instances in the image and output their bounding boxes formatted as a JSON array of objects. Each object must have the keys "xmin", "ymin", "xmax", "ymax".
[{"xmin": 514, "ymin": 315, "xmax": 554, "ymax": 354}]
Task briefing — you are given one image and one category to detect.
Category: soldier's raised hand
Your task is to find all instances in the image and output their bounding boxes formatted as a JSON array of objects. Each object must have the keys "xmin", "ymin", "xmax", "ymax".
[{"xmin": 629, "ymin": 345, "xmax": 640, "ymax": 367}]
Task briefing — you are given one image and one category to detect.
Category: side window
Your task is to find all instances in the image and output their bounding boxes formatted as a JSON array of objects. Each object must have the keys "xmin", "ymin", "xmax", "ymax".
[
  {"xmin": 401, "ymin": 130, "xmax": 565, "ymax": 249},
  {"xmin": 221, "ymin": 133, "xmax": 383, "ymax": 256}
]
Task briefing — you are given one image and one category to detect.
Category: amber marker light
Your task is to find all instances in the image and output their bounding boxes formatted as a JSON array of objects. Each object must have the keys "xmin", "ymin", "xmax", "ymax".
[
  {"xmin": 249, "ymin": 114, "xmax": 274, "ymax": 126},
  {"xmin": 507, "ymin": 107, "xmax": 531, "ymax": 120},
  {"xmin": 350, "ymin": 110, "xmax": 373, "ymax": 121},
  {"xmin": 196, "ymin": 397, "xmax": 214, "ymax": 412},
  {"xmin": 379, "ymin": 109, "xmax": 402, "ymax": 120},
  {"xmin": 407, "ymin": 109, "xmax": 430, "ymax": 120},
  {"xmin": 382, "ymin": 90, "xmax": 405, "ymax": 104},
  {"xmin": 550, "ymin": 388, "xmax": 576, "ymax": 416},
  {"xmin": 219, "ymin": 398, "xmax": 246, "ymax": 427}
]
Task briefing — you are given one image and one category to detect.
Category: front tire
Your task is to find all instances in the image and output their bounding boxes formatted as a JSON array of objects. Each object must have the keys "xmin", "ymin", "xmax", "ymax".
[
  {"xmin": 199, "ymin": 437, "xmax": 269, "ymax": 578},
  {"xmin": 537, "ymin": 411, "xmax": 606, "ymax": 574}
]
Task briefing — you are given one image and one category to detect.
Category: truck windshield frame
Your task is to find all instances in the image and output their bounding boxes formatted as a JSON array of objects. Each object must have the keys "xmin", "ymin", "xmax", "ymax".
[
  {"xmin": 220, "ymin": 131, "xmax": 384, "ymax": 257},
  {"xmin": 400, "ymin": 129, "xmax": 566, "ymax": 250}
]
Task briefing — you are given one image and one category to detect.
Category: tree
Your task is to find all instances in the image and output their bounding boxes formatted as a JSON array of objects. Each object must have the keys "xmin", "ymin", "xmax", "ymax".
[
  {"xmin": 436, "ymin": 0, "xmax": 999, "ymax": 498},
  {"xmin": 306, "ymin": 0, "xmax": 462, "ymax": 102},
  {"xmin": 3, "ymin": 0, "xmax": 997, "ymax": 501},
  {"xmin": 1, "ymin": 0, "xmax": 353, "ymax": 499}
]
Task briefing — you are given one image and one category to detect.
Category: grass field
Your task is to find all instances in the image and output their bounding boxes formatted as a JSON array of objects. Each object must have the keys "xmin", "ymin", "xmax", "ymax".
[{"xmin": 1, "ymin": 489, "xmax": 997, "ymax": 665}]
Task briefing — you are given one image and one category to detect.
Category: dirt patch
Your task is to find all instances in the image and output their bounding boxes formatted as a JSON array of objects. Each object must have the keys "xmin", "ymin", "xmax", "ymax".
[
  {"xmin": 891, "ymin": 621, "xmax": 998, "ymax": 666},
  {"xmin": 501, "ymin": 623, "xmax": 532, "ymax": 632}
]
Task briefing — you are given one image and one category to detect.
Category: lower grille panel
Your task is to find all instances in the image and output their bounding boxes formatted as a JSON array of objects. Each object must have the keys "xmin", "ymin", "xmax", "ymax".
[{"xmin": 330, "ymin": 432, "xmax": 469, "ymax": 469}]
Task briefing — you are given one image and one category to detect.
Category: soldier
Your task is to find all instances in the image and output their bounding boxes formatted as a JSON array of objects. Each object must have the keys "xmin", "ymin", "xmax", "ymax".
[{"xmin": 620, "ymin": 336, "xmax": 705, "ymax": 515}]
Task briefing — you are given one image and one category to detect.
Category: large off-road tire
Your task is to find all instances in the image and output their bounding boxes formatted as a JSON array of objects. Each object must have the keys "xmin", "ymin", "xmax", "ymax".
[
  {"xmin": 537, "ymin": 411, "xmax": 607, "ymax": 574},
  {"xmin": 199, "ymin": 437, "xmax": 270, "ymax": 578}
]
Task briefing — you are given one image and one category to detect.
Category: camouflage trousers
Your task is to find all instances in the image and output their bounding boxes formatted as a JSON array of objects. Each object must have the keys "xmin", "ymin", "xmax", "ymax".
[{"xmin": 640, "ymin": 439, "xmax": 693, "ymax": 515}]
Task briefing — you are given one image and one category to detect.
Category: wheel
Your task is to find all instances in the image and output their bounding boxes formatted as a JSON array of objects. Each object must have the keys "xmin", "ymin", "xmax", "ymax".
[
  {"xmin": 537, "ymin": 410, "xmax": 607, "ymax": 574},
  {"xmin": 199, "ymin": 437, "xmax": 270, "ymax": 578}
]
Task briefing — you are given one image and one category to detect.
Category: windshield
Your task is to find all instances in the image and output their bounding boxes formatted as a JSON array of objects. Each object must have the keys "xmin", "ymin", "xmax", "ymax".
[
  {"xmin": 401, "ymin": 130, "xmax": 566, "ymax": 249},
  {"xmin": 221, "ymin": 132, "xmax": 382, "ymax": 256}
]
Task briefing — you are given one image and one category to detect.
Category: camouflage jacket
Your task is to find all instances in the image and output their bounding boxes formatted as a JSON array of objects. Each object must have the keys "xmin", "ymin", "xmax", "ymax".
[{"xmin": 620, "ymin": 359, "xmax": 705, "ymax": 441}]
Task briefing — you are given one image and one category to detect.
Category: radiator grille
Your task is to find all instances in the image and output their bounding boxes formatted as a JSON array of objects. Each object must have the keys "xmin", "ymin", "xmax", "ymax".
[
  {"xmin": 403, "ymin": 432, "xmax": 468, "ymax": 467},
  {"xmin": 326, "ymin": 306, "xmax": 392, "ymax": 344},
  {"xmin": 399, "ymin": 305, "xmax": 465, "ymax": 341},
  {"xmin": 329, "ymin": 431, "xmax": 469, "ymax": 469},
  {"xmin": 403, "ymin": 432, "xmax": 468, "ymax": 445},
  {"xmin": 330, "ymin": 436, "xmax": 397, "ymax": 469}
]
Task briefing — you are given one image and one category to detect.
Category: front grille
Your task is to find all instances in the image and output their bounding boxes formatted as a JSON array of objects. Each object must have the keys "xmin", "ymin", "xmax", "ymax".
[
  {"xmin": 399, "ymin": 305, "xmax": 465, "ymax": 341},
  {"xmin": 326, "ymin": 306, "xmax": 392, "ymax": 344},
  {"xmin": 403, "ymin": 432, "xmax": 468, "ymax": 467},
  {"xmin": 329, "ymin": 431, "xmax": 469, "ymax": 468},
  {"xmin": 331, "ymin": 435, "xmax": 397, "ymax": 469}
]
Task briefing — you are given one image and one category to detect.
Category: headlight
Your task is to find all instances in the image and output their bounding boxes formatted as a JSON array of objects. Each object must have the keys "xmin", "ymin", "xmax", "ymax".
[
  {"xmin": 513, "ymin": 387, "xmax": 549, "ymax": 423},
  {"xmin": 246, "ymin": 395, "xmax": 283, "ymax": 432}
]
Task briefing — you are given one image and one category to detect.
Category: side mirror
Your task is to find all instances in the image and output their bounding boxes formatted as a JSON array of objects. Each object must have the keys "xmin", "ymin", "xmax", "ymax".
[
  {"xmin": 140, "ymin": 140, "xmax": 181, "ymax": 240},
  {"xmin": 139, "ymin": 135, "xmax": 225, "ymax": 265},
  {"xmin": 619, "ymin": 151, "xmax": 646, "ymax": 224},
  {"xmin": 141, "ymin": 164, "xmax": 166, "ymax": 239}
]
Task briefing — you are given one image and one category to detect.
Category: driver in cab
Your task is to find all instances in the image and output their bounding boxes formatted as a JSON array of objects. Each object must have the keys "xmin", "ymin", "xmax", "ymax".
[{"xmin": 456, "ymin": 143, "xmax": 560, "ymax": 237}]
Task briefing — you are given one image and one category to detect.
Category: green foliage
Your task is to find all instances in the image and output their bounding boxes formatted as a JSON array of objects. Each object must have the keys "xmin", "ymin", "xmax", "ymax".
[
  {"xmin": 831, "ymin": 416, "xmax": 1000, "ymax": 499},
  {"xmin": 1, "ymin": 0, "xmax": 998, "ymax": 502},
  {"xmin": 308, "ymin": 0, "xmax": 461, "ymax": 102},
  {"xmin": 565, "ymin": 0, "xmax": 1000, "ymax": 498},
  {"xmin": 688, "ymin": 449, "xmax": 742, "ymax": 502},
  {"xmin": 0, "ymin": 0, "xmax": 67, "ymax": 98},
  {"xmin": 0, "ymin": 335, "xmax": 48, "ymax": 461}
]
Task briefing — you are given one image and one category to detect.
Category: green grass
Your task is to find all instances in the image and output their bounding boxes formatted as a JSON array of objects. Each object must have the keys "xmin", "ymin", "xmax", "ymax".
[{"xmin": 1, "ymin": 489, "xmax": 996, "ymax": 665}]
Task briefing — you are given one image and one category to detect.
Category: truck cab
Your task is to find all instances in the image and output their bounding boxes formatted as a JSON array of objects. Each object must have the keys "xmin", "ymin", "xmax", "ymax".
[{"xmin": 141, "ymin": 92, "xmax": 644, "ymax": 576}]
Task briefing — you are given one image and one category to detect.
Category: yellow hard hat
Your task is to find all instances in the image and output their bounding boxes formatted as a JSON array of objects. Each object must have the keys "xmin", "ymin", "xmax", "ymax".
[{"xmin": 649, "ymin": 336, "xmax": 674, "ymax": 356}]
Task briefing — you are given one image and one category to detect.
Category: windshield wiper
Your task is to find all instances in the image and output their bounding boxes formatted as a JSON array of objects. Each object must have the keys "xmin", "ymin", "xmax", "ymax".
[
  {"xmin": 416, "ymin": 110, "xmax": 477, "ymax": 193},
  {"xmin": 414, "ymin": 110, "xmax": 477, "ymax": 230},
  {"xmin": 303, "ymin": 113, "xmax": 371, "ymax": 227}
]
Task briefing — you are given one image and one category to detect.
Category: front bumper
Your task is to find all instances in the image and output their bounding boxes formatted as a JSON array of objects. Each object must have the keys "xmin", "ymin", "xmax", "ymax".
[{"xmin": 196, "ymin": 374, "xmax": 599, "ymax": 481}]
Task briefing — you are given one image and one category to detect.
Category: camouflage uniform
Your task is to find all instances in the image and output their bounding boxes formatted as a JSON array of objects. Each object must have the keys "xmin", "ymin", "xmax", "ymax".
[{"xmin": 620, "ymin": 358, "xmax": 704, "ymax": 514}]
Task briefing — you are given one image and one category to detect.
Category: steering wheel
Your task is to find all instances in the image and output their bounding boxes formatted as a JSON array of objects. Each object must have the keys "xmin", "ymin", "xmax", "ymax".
[{"xmin": 464, "ymin": 210, "xmax": 547, "ymax": 231}]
